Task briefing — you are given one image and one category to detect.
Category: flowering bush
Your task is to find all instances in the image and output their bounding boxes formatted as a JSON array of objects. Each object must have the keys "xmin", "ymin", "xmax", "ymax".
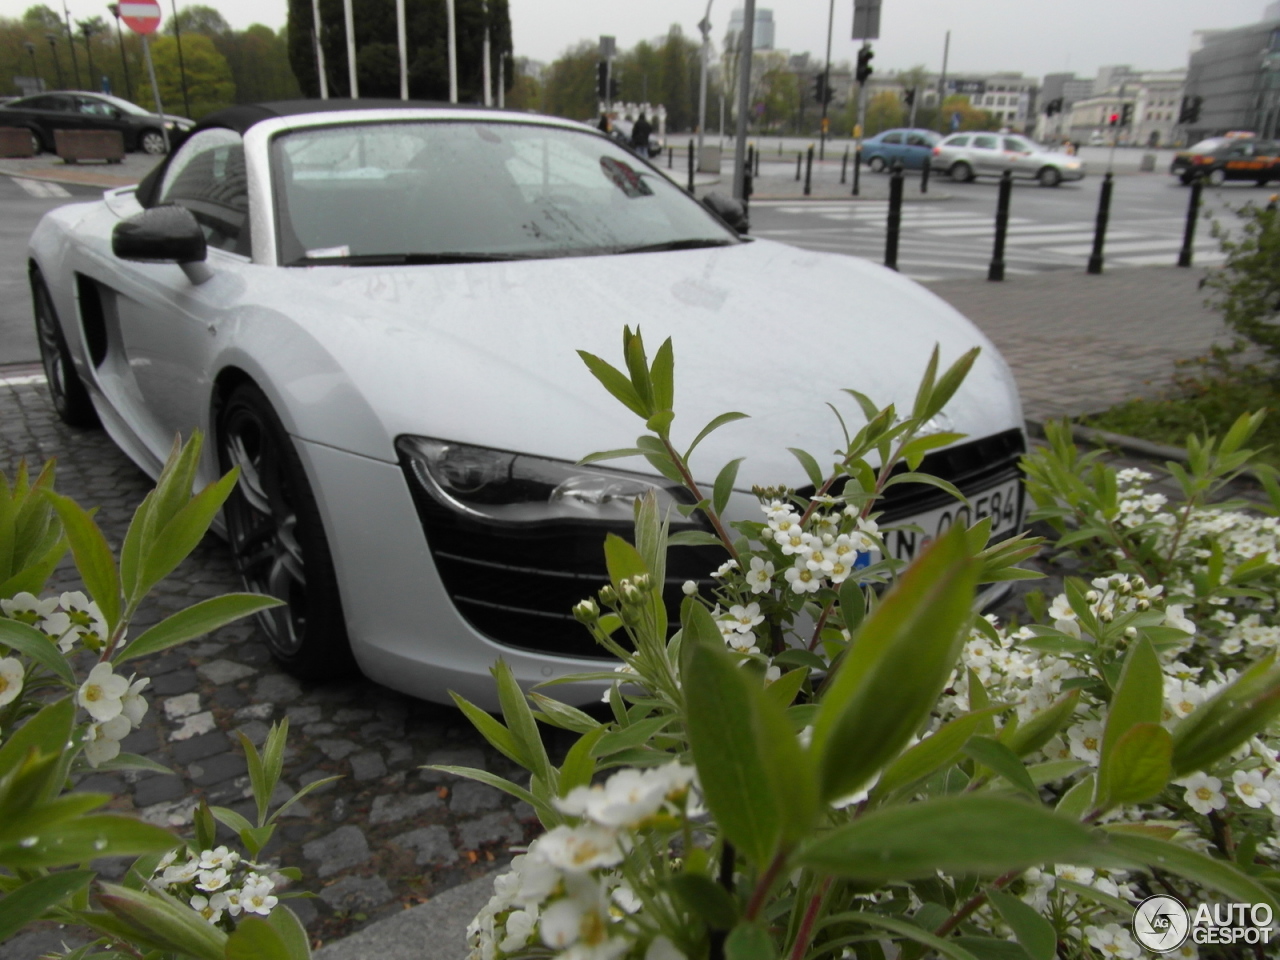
[
  {"xmin": 0, "ymin": 436, "xmax": 326, "ymax": 959},
  {"xmin": 442, "ymin": 330, "xmax": 1280, "ymax": 960}
]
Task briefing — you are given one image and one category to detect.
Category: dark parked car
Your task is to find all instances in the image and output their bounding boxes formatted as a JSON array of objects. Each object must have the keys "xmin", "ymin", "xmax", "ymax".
[
  {"xmin": 0, "ymin": 91, "xmax": 193, "ymax": 155},
  {"xmin": 1170, "ymin": 136, "xmax": 1280, "ymax": 186},
  {"xmin": 861, "ymin": 128, "xmax": 941, "ymax": 171}
]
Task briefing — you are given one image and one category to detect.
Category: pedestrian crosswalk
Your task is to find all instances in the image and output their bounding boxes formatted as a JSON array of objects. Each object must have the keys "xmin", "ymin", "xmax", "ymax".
[
  {"xmin": 750, "ymin": 201, "xmax": 1224, "ymax": 282},
  {"xmin": 9, "ymin": 177, "xmax": 71, "ymax": 199}
]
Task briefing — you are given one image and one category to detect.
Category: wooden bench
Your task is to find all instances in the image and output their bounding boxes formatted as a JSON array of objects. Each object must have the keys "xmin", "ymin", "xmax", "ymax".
[{"xmin": 0, "ymin": 127, "xmax": 35, "ymax": 158}]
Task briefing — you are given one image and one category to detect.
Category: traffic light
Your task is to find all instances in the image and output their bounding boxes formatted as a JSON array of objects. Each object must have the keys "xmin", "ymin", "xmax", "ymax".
[
  {"xmin": 856, "ymin": 45, "xmax": 874, "ymax": 84},
  {"xmin": 813, "ymin": 74, "xmax": 827, "ymax": 103},
  {"xmin": 1119, "ymin": 103, "xmax": 1133, "ymax": 126},
  {"xmin": 903, "ymin": 87, "xmax": 916, "ymax": 107},
  {"xmin": 609, "ymin": 77, "xmax": 619, "ymax": 100},
  {"xmin": 1044, "ymin": 98, "xmax": 1062, "ymax": 116},
  {"xmin": 596, "ymin": 61, "xmax": 607, "ymax": 100},
  {"xmin": 1178, "ymin": 95, "xmax": 1203, "ymax": 124},
  {"xmin": 1108, "ymin": 112, "xmax": 1119, "ymax": 127}
]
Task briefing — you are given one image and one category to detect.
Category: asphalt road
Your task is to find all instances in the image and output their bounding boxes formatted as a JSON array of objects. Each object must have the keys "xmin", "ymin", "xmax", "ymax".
[{"xmin": 751, "ymin": 173, "xmax": 1264, "ymax": 282}]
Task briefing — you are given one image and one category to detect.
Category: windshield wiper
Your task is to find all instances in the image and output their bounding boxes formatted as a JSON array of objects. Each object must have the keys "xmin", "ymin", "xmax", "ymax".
[
  {"xmin": 611, "ymin": 238, "xmax": 737, "ymax": 255},
  {"xmin": 287, "ymin": 252, "xmax": 534, "ymax": 267}
]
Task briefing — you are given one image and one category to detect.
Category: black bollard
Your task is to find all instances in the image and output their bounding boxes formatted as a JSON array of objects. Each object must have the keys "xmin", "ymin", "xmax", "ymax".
[
  {"xmin": 885, "ymin": 160, "xmax": 905, "ymax": 271},
  {"xmin": 852, "ymin": 148, "xmax": 862, "ymax": 196},
  {"xmin": 1087, "ymin": 172, "xmax": 1114, "ymax": 275},
  {"xmin": 804, "ymin": 145, "xmax": 814, "ymax": 196},
  {"xmin": 796, "ymin": 152, "xmax": 802, "ymax": 181},
  {"xmin": 988, "ymin": 170, "xmax": 1013, "ymax": 282},
  {"xmin": 668, "ymin": 145, "xmax": 673, "ymax": 169},
  {"xmin": 688, "ymin": 139, "xmax": 696, "ymax": 195},
  {"xmin": 754, "ymin": 146, "xmax": 760, "ymax": 177},
  {"xmin": 841, "ymin": 147, "xmax": 849, "ymax": 185},
  {"xmin": 1177, "ymin": 174, "xmax": 1204, "ymax": 268},
  {"xmin": 747, "ymin": 144, "xmax": 755, "ymax": 185},
  {"xmin": 744, "ymin": 168, "xmax": 753, "ymax": 226},
  {"xmin": 921, "ymin": 154, "xmax": 931, "ymax": 195}
]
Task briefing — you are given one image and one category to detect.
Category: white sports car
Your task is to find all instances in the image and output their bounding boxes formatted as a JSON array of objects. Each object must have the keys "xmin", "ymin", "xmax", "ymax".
[{"xmin": 28, "ymin": 101, "xmax": 1025, "ymax": 708}]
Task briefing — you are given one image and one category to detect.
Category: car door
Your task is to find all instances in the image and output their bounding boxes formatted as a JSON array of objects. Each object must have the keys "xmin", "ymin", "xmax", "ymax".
[
  {"xmin": 1222, "ymin": 141, "xmax": 1262, "ymax": 181},
  {"xmin": 879, "ymin": 132, "xmax": 903, "ymax": 165},
  {"xmin": 969, "ymin": 134, "xmax": 1003, "ymax": 176},
  {"xmin": 905, "ymin": 133, "xmax": 934, "ymax": 169},
  {"xmin": 74, "ymin": 95, "xmax": 130, "ymax": 143},
  {"xmin": 96, "ymin": 128, "xmax": 254, "ymax": 454},
  {"xmin": 17, "ymin": 94, "xmax": 75, "ymax": 149},
  {"xmin": 1002, "ymin": 137, "xmax": 1037, "ymax": 178}
]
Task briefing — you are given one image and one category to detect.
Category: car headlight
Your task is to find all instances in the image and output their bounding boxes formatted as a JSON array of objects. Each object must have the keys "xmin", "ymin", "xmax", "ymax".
[{"xmin": 397, "ymin": 436, "xmax": 700, "ymax": 526}]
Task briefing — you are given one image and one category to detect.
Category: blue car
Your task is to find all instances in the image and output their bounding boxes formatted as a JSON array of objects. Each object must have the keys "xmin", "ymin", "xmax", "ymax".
[{"xmin": 862, "ymin": 128, "xmax": 941, "ymax": 172}]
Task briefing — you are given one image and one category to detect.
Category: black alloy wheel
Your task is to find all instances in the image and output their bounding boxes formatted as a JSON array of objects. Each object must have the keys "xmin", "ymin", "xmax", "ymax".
[
  {"xmin": 217, "ymin": 382, "xmax": 355, "ymax": 680},
  {"xmin": 31, "ymin": 274, "xmax": 98, "ymax": 427},
  {"xmin": 950, "ymin": 161, "xmax": 974, "ymax": 183}
]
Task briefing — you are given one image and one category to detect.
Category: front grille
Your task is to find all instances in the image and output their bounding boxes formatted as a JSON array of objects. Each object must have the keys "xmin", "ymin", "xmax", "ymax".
[{"xmin": 399, "ymin": 466, "xmax": 724, "ymax": 659}]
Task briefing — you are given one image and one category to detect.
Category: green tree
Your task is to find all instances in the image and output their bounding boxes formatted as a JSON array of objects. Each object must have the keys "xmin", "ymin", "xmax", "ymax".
[
  {"xmin": 22, "ymin": 4, "xmax": 61, "ymax": 31},
  {"xmin": 541, "ymin": 39, "xmax": 596, "ymax": 121},
  {"xmin": 169, "ymin": 4, "xmax": 231, "ymax": 36},
  {"xmin": 138, "ymin": 32, "xmax": 234, "ymax": 118},
  {"xmin": 285, "ymin": 0, "xmax": 512, "ymax": 103},
  {"xmin": 657, "ymin": 25, "xmax": 697, "ymax": 132},
  {"xmin": 756, "ymin": 55, "xmax": 798, "ymax": 133},
  {"xmin": 505, "ymin": 57, "xmax": 541, "ymax": 111},
  {"xmin": 864, "ymin": 90, "xmax": 905, "ymax": 135}
]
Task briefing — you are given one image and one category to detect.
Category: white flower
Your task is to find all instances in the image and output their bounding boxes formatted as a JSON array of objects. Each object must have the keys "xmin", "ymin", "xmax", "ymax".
[
  {"xmin": 82, "ymin": 722, "xmax": 123, "ymax": 767},
  {"xmin": 539, "ymin": 877, "xmax": 626, "ymax": 960},
  {"xmin": 499, "ymin": 906, "xmax": 539, "ymax": 952},
  {"xmin": 121, "ymin": 677, "xmax": 150, "ymax": 727},
  {"xmin": 534, "ymin": 824, "xmax": 624, "ymax": 872},
  {"xmin": 198, "ymin": 846, "xmax": 240, "ymax": 871},
  {"xmin": 78, "ymin": 662, "xmax": 129, "ymax": 722},
  {"xmin": 1178, "ymin": 772, "xmax": 1227, "ymax": 816},
  {"xmin": 727, "ymin": 602, "xmax": 764, "ymax": 634},
  {"xmin": 56, "ymin": 591, "xmax": 111, "ymax": 650},
  {"xmin": 1164, "ymin": 604, "xmax": 1196, "ymax": 636},
  {"xmin": 190, "ymin": 892, "xmax": 228, "ymax": 924},
  {"xmin": 197, "ymin": 868, "xmax": 231, "ymax": 892},
  {"xmin": 1232, "ymin": 769, "xmax": 1272, "ymax": 809},
  {"xmin": 681, "ymin": 580, "xmax": 698, "ymax": 596},
  {"xmin": 1054, "ymin": 864, "xmax": 1094, "ymax": 885},
  {"xmin": 646, "ymin": 936, "xmax": 686, "ymax": 960},
  {"xmin": 223, "ymin": 886, "xmax": 243, "ymax": 917},
  {"xmin": 161, "ymin": 858, "xmax": 200, "ymax": 886},
  {"xmin": 1084, "ymin": 923, "xmax": 1141, "ymax": 958},
  {"xmin": 1067, "ymin": 720, "xmax": 1104, "ymax": 765},
  {"xmin": 0, "ymin": 591, "xmax": 59, "ymax": 628},
  {"xmin": 712, "ymin": 560, "xmax": 738, "ymax": 578},
  {"xmin": 746, "ymin": 557, "xmax": 774, "ymax": 594},
  {"xmin": 0, "ymin": 657, "xmax": 24, "ymax": 707},
  {"xmin": 784, "ymin": 559, "xmax": 822, "ymax": 594},
  {"xmin": 240, "ymin": 874, "xmax": 278, "ymax": 916},
  {"xmin": 556, "ymin": 764, "xmax": 693, "ymax": 829},
  {"xmin": 775, "ymin": 528, "xmax": 807, "ymax": 555}
]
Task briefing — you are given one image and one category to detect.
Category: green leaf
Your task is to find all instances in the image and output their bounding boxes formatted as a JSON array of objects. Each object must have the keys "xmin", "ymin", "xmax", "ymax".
[
  {"xmin": 427, "ymin": 765, "xmax": 561, "ymax": 827},
  {"xmin": 668, "ymin": 530, "xmax": 726, "ymax": 548},
  {"xmin": 559, "ymin": 727, "xmax": 607, "ymax": 796},
  {"xmin": 0, "ymin": 697, "xmax": 74, "ymax": 782},
  {"xmin": 881, "ymin": 472, "xmax": 968, "ymax": 506},
  {"xmin": 118, "ymin": 489, "xmax": 156, "ymax": 606},
  {"xmin": 1083, "ymin": 833, "xmax": 1279, "ymax": 912},
  {"xmin": 875, "ymin": 707, "xmax": 1004, "ymax": 798},
  {"xmin": 138, "ymin": 469, "xmax": 239, "ymax": 597},
  {"xmin": 764, "ymin": 667, "xmax": 808, "ymax": 709},
  {"xmin": 578, "ymin": 350, "xmax": 647, "ymax": 418},
  {"xmin": 529, "ymin": 693, "xmax": 602, "ymax": 734},
  {"xmin": 1094, "ymin": 723, "xmax": 1172, "ymax": 810},
  {"xmin": 1171, "ymin": 655, "xmax": 1280, "ymax": 777},
  {"xmin": 448, "ymin": 692, "xmax": 523, "ymax": 768},
  {"xmin": 210, "ymin": 805, "xmax": 255, "ymax": 837},
  {"xmin": 713, "ymin": 459, "xmax": 745, "ymax": 517},
  {"xmin": 811, "ymin": 524, "xmax": 979, "ymax": 802},
  {"xmin": 194, "ymin": 800, "xmax": 216, "ymax": 852},
  {"xmin": 685, "ymin": 412, "xmax": 750, "ymax": 461},
  {"xmin": 952, "ymin": 937, "xmax": 1033, "ymax": 960},
  {"xmin": 603, "ymin": 533, "xmax": 648, "ymax": 589},
  {"xmin": 911, "ymin": 346, "xmax": 940, "ymax": 421},
  {"xmin": 46, "ymin": 493, "xmax": 121, "ymax": 632},
  {"xmin": 1000, "ymin": 690, "xmax": 1080, "ymax": 758},
  {"xmin": 963, "ymin": 736, "xmax": 1038, "ymax": 797},
  {"xmin": 578, "ymin": 447, "xmax": 644, "ymax": 465},
  {"xmin": 725, "ymin": 922, "xmax": 776, "ymax": 960},
  {"xmin": 651, "ymin": 337, "xmax": 675, "ymax": 414},
  {"xmin": 926, "ymin": 348, "xmax": 981, "ymax": 421},
  {"xmin": 493, "ymin": 660, "xmax": 554, "ymax": 790},
  {"xmin": 86, "ymin": 752, "xmax": 174, "ymax": 776},
  {"xmin": 796, "ymin": 795, "xmax": 1097, "ymax": 881},
  {"xmin": 264, "ymin": 904, "xmax": 313, "ymax": 959},
  {"xmin": 787, "ymin": 448, "xmax": 825, "ymax": 489},
  {"xmin": 987, "ymin": 891, "xmax": 1055, "ymax": 960},
  {"xmin": 822, "ymin": 911, "xmax": 981, "ymax": 960},
  {"xmin": 96, "ymin": 882, "xmax": 226, "ymax": 960},
  {"xmin": 116, "ymin": 594, "xmax": 282, "ymax": 665},
  {"xmin": 0, "ymin": 869, "xmax": 94, "ymax": 942},
  {"xmin": 226, "ymin": 915, "xmax": 294, "ymax": 960},
  {"xmin": 623, "ymin": 327, "xmax": 655, "ymax": 415},
  {"xmin": 593, "ymin": 716, "xmax": 672, "ymax": 757},
  {"xmin": 238, "ymin": 731, "xmax": 269, "ymax": 827},
  {"xmin": 665, "ymin": 873, "xmax": 739, "ymax": 929},
  {"xmin": 1055, "ymin": 775, "xmax": 1095, "ymax": 820},
  {"xmin": 270, "ymin": 775, "xmax": 343, "ymax": 822},
  {"xmin": 0, "ymin": 618, "xmax": 77, "ymax": 687},
  {"xmin": 900, "ymin": 433, "xmax": 967, "ymax": 472},
  {"xmin": 1097, "ymin": 637, "xmax": 1163, "ymax": 794},
  {"xmin": 0, "ymin": 815, "xmax": 178, "ymax": 870},
  {"xmin": 684, "ymin": 640, "xmax": 816, "ymax": 866}
]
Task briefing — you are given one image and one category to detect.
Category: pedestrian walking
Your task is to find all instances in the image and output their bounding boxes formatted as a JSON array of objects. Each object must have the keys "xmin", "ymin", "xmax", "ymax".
[
  {"xmin": 597, "ymin": 112, "xmax": 611, "ymax": 134},
  {"xmin": 631, "ymin": 111, "xmax": 652, "ymax": 154}
]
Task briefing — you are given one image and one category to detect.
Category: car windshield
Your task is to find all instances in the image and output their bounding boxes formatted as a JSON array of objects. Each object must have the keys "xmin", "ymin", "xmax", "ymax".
[
  {"xmin": 271, "ymin": 120, "xmax": 738, "ymax": 265},
  {"xmin": 1187, "ymin": 138, "xmax": 1229, "ymax": 153}
]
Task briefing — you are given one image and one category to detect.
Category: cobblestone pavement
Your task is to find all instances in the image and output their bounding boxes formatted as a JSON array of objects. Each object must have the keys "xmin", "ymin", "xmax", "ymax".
[{"xmin": 0, "ymin": 370, "xmax": 555, "ymax": 951}]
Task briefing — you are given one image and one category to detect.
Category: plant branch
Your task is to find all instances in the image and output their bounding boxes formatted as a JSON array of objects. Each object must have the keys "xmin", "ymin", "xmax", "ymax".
[
  {"xmin": 788, "ymin": 876, "xmax": 832, "ymax": 960},
  {"xmin": 932, "ymin": 868, "xmax": 1021, "ymax": 939},
  {"xmin": 744, "ymin": 849, "xmax": 790, "ymax": 922},
  {"xmin": 661, "ymin": 436, "xmax": 738, "ymax": 562}
]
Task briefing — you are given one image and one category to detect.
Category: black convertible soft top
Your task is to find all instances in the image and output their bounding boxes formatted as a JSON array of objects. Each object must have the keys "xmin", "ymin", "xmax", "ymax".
[{"xmin": 134, "ymin": 98, "xmax": 498, "ymax": 207}]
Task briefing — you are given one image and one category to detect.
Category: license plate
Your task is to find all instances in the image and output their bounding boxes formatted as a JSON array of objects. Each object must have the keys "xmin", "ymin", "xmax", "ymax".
[{"xmin": 882, "ymin": 476, "xmax": 1025, "ymax": 564}]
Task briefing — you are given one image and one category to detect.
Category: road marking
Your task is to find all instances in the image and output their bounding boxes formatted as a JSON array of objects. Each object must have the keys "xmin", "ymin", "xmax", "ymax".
[
  {"xmin": 0, "ymin": 373, "xmax": 48, "ymax": 387},
  {"xmin": 1113, "ymin": 251, "xmax": 1226, "ymax": 266},
  {"xmin": 1041, "ymin": 238, "xmax": 1223, "ymax": 255},
  {"xmin": 12, "ymin": 178, "xmax": 70, "ymax": 198},
  {"xmin": 922, "ymin": 222, "xmax": 1092, "ymax": 237}
]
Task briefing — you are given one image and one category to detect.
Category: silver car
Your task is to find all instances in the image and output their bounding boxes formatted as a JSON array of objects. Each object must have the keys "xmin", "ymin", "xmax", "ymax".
[{"xmin": 932, "ymin": 132, "xmax": 1086, "ymax": 187}]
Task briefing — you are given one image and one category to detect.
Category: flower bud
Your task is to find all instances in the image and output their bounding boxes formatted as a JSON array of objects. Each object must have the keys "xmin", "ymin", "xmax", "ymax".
[
  {"xmin": 573, "ymin": 599, "xmax": 600, "ymax": 624},
  {"xmin": 1124, "ymin": 626, "xmax": 1137, "ymax": 638},
  {"xmin": 598, "ymin": 585, "xmax": 618, "ymax": 606},
  {"xmin": 619, "ymin": 580, "xmax": 644, "ymax": 605},
  {"xmin": 632, "ymin": 573, "xmax": 652, "ymax": 593},
  {"xmin": 1136, "ymin": 598, "xmax": 1150, "ymax": 611},
  {"xmin": 682, "ymin": 580, "xmax": 698, "ymax": 597},
  {"xmin": 1085, "ymin": 590, "xmax": 1100, "ymax": 603}
]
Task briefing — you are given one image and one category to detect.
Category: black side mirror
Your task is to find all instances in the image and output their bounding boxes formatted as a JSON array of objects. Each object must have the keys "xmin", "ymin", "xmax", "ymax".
[
  {"xmin": 113, "ymin": 205, "xmax": 211, "ymax": 283},
  {"xmin": 701, "ymin": 191, "xmax": 749, "ymax": 235}
]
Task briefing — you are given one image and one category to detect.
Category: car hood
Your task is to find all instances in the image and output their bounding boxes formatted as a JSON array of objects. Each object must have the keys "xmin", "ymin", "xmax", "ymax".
[{"xmin": 238, "ymin": 238, "xmax": 1022, "ymax": 489}]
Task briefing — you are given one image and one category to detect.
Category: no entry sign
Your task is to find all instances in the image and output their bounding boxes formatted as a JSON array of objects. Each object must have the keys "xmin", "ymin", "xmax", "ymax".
[{"xmin": 120, "ymin": 0, "xmax": 161, "ymax": 34}]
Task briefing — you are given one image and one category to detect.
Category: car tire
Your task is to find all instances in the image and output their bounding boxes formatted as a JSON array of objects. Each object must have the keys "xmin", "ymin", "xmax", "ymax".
[
  {"xmin": 1037, "ymin": 167, "xmax": 1062, "ymax": 188},
  {"xmin": 139, "ymin": 130, "xmax": 167, "ymax": 155},
  {"xmin": 217, "ymin": 381, "xmax": 356, "ymax": 681},
  {"xmin": 28, "ymin": 129, "xmax": 43, "ymax": 156},
  {"xmin": 1207, "ymin": 168, "xmax": 1226, "ymax": 187},
  {"xmin": 950, "ymin": 161, "xmax": 974, "ymax": 183},
  {"xmin": 868, "ymin": 155, "xmax": 886, "ymax": 173},
  {"xmin": 31, "ymin": 273, "xmax": 99, "ymax": 428},
  {"xmin": 1178, "ymin": 172, "xmax": 1193, "ymax": 185}
]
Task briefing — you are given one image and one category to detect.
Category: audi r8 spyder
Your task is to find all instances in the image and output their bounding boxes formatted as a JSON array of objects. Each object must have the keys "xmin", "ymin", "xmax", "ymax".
[{"xmin": 28, "ymin": 100, "xmax": 1026, "ymax": 707}]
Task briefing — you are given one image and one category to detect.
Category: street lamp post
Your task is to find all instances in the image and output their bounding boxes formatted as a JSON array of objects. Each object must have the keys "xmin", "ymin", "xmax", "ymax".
[
  {"xmin": 24, "ymin": 41, "xmax": 42, "ymax": 91},
  {"xmin": 170, "ymin": 0, "xmax": 192, "ymax": 115},
  {"xmin": 731, "ymin": 0, "xmax": 756, "ymax": 200},
  {"xmin": 62, "ymin": 2, "xmax": 82, "ymax": 89},
  {"xmin": 80, "ymin": 22, "xmax": 98, "ymax": 92},
  {"xmin": 107, "ymin": 5, "xmax": 134, "ymax": 100},
  {"xmin": 46, "ymin": 34, "xmax": 64, "ymax": 89},
  {"xmin": 697, "ymin": 0, "xmax": 714, "ymax": 155}
]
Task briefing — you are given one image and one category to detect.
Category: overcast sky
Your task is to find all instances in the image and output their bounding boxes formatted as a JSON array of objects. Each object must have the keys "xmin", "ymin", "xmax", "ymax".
[{"xmin": 7, "ymin": 0, "xmax": 1276, "ymax": 80}]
